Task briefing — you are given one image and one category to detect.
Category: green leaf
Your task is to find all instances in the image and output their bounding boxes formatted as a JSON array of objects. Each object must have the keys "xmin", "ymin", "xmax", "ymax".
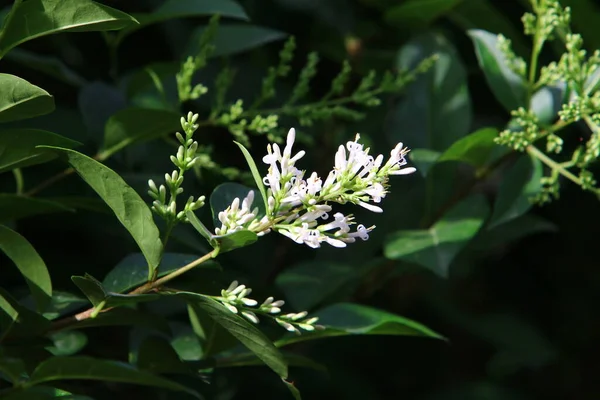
[
  {"xmin": 0, "ymin": 290, "xmax": 19, "ymax": 340},
  {"xmin": 176, "ymin": 292, "xmax": 288, "ymax": 378},
  {"xmin": 136, "ymin": 336, "xmax": 190, "ymax": 374},
  {"xmin": 39, "ymin": 147, "xmax": 163, "ymax": 273},
  {"xmin": 0, "ymin": 74, "xmax": 54, "ymax": 123},
  {"xmin": 46, "ymin": 331, "xmax": 87, "ymax": 356},
  {"xmin": 276, "ymin": 303, "xmax": 444, "ymax": 347},
  {"xmin": 234, "ymin": 141, "xmax": 269, "ymax": 213},
  {"xmin": 0, "ymin": 225, "xmax": 51, "ymax": 311},
  {"xmin": 489, "ymin": 153, "xmax": 542, "ymax": 228},
  {"xmin": 409, "ymin": 149, "xmax": 442, "ymax": 177},
  {"xmin": 67, "ymin": 308, "xmax": 170, "ymax": 333},
  {"xmin": 42, "ymin": 291, "xmax": 88, "ymax": 320},
  {"xmin": 217, "ymin": 351, "xmax": 327, "ymax": 372},
  {"xmin": 1, "ymin": 386, "xmax": 94, "ymax": 400},
  {"xmin": 103, "ymin": 252, "xmax": 219, "ymax": 293},
  {"xmin": 283, "ymin": 379, "xmax": 302, "ymax": 400},
  {"xmin": 186, "ymin": 24, "xmax": 286, "ymax": 58},
  {"xmin": 384, "ymin": 195, "xmax": 490, "ymax": 277},
  {"xmin": 388, "ymin": 32, "xmax": 472, "ymax": 151},
  {"xmin": 385, "ymin": 0, "xmax": 463, "ymax": 28},
  {"xmin": 0, "ymin": 0, "xmax": 138, "ymax": 57},
  {"xmin": 101, "ymin": 108, "xmax": 181, "ymax": 157},
  {"xmin": 4, "ymin": 48, "xmax": 87, "ymax": 87},
  {"xmin": 0, "ymin": 288, "xmax": 50, "ymax": 339},
  {"xmin": 213, "ymin": 230, "xmax": 258, "ymax": 253},
  {"xmin": 0, "ymin": 355, "xmax": 26, "ymax": 385},
  {"xmin": 0, "ymin": 195, "xmax": 74, "ymax": 223},
  {"xmin": 438, "ymin": 127, "xmax": 502, "ymax": 171},
  {"xmin": 468, "ymin": 29, "xmax": 528, "ymax": 112},
  {"xmin": 45, "ymin": 196, "xmax": 111, "ymax": 215},
  {"xmin": 185, "ymin": 210, "xmax": 218, "ymax": 247},
  {"xmin": 530, "ymin": 84, "xmax": 566, "ymax": 125},
  {"xmin": 0, "ymin": 129, "xmax": 80, "ymax": 174},
  {"xmin": 26, "ymin": 356, "xmax": 201, "ymax": 398},
  {"xmin": 72, "ymin": 274, "xmax": 159, "ymax": 309},
  {"xmin": 116, "ymin": 0, "xmax": 248, "ymax": 45}
]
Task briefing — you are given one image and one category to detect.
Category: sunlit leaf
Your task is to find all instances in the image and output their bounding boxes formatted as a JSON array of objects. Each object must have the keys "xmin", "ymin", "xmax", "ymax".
[
  {"xmin": 438, "ymin": 127, "xmax": 502, "ymax": 171},
  {"xmin": 0, "ymin": 74, "xmax": 54, "ymax": 123}
]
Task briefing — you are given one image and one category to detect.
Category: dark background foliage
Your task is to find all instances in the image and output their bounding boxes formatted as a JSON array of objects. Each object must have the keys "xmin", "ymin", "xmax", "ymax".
[{"xmin": 2, "ymin": 0, "xmax": 600, "ymax": 399}]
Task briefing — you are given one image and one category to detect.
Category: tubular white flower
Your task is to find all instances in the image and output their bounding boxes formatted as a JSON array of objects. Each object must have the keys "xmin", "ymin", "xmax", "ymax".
[{"xmin": 215, "ymin": 190, "xmax": 258, "ymax": 235}]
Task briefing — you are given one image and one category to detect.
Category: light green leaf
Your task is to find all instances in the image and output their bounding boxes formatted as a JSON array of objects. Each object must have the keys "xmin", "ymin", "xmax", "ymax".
[
  {"xmin": 26, "ymin": 356, "xmax": 201, "ymax": 398},
  {"xmin": 234, "ymin": 141, "xmax": 269, "ymax": 213},
  {"xmin": 115, "ymin": 0, "xmax": 248, "ymax": 45},
  {"xmin": 210, "ymin": 182, "xmax": 265, "ymax": 229},
  {"xmin": 186, "ymin": 24, "xmax": 286, "ymax": 58},
  {"xmin": 101, "ymin": 107, "xmax": 181, "ymax": 157},
  {"xmin": 385, "ymin": 0, "xmax": 463, "ymax": 28},
  {"xmin": 185, "ymin": 210, "xmax": 217, "ymax": 246},
  {"xmin": 213, "ymin": 230, "xmax": 258, "ymax": 253},
  {"xmin": 0, "ymin": 290, "xmax": 19, "ymax": 340},
  {"xmin": 4, "ymin": 48, "xmax": 87, "ymax": 87},
  {"xmin": 276, "ymin": 303, "xmax": 444, "ymax": 347},
  {"xmin": 389, "ymin": 32, "xmax": 472, "ymax": 151},
  {"xmin": 489, "ymin": 153, "xmax": 542, "ymax": 228},
  {"xmin": 0, "ymin": 225, "xmax": 51, "ymax": 311},
  {"xmin": 0, "ymin": 195, "xmax": 74, "ymax": 223},
  {"xmin": 384, "ymin": 195, "xmax": 489, "ymax": 277},
  {"xmin": 468, "ymin": 29, "xmax": 528, "ymax": 113},
  {"xmin": 438, "ymin": 127, "xmax": 502, "ymax": 171},
  {"xmin": 46, "ymin": 331, "xmax": 87, "ymax": 356},
  {"xmin": 103, "ymin": 252, "xmax": 219, "ymax": 293},
  {"xmin": 0, "ymin": 129, "xmax": 81, "ymax": 174},
  {"xmin": 176, "ymin": 292, "xmax": 288, "ymax": 378},
  {"xmin": 0, "ymin": 74, "xmax": 54, "ymax": 123},
  {"xmin": 0, "ymin": 0, "xmax": 138, "ymax": 57},
  {"xmin": 38, "ymin": 147, "xmax": 163, "ymax": 273}
]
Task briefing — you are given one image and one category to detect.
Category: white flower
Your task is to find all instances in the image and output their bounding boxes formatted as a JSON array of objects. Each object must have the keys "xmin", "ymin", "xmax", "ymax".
[
  {"xmin": 385, "ymin": 142, "xmax": 417, "ymax": 175},
  {"xmin": 215, "ymin": 190, "xmax": 258, "ymax": 235}
]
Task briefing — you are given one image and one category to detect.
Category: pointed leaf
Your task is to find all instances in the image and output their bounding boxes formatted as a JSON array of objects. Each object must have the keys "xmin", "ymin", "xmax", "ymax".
[
  {"xmin": 213, "ymin": 230, "xmax": 258, "ymax": 253},
  {"xmin": 283, "ymin": 379, "xmax": 302, "ymax": 400},
  {"xmin": 0, "ymin": 129, "xmax": 81, "ymax": 174},
  {"xmin": 186, "ymin": 25, "xmax": 286, "ymax": 58},
  {"xmin": 0, "ymin": 74, "xmax": 54, "ymax": 123},
  {"xmin": 0, "ymin": 225, "xmax": 51, "ymax": 311},
  {"xmin": 468, "ymin": 29, "xmax": 528, "ymax": 112},
  {"xmin": 409, "ymin": 149, "xmax": 442, "ymax": 177},
  {"xmin": 185, "ymin": 210, "xmax": 217, "ymax": 246},
  {"xmin": 72, "ymin": 275, "xmax": 159, "ymax": 308},
  {"xmin": 234, "ymin": 142, "xmax": 269, "ymax": 212},
  {"xmin": 276, "ymin": 303, "xmax": 444, "ymax": 347},
  {"xmin": 438, "ymin": 127, "xmax": 502, "ymax": 170},
  {"xmin": 38, "ymin": 147, "xmax": 162, "ymax": 273},
  {"xmin": 0, "ymin": 0, "xmax": 138, "ymax": 57},
  {"xmin": 384, "ymin": 195, "xmax": 490, "ymax": 277},
  {"xmin": 27, "ymin": 356, "xmax": 201, "ymax": 398},
  {"xmin": 0, "ymin": 195, "xmax": 74, "ymax": 223},
  {"xmin": 176, "ymin": 292, "xmax": 288, "ymax": 378}
]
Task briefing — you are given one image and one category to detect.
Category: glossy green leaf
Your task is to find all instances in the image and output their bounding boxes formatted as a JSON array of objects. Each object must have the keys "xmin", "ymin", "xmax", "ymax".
[
  {"xmin": 68, "ymin": 308, "xmax": 170, "ymax": 333},
  {"xmin": 185, "ymin": 210, "xmax": 217, "ymax": 246},
  {"xmin": 489, "ymin": 153, "xmax": 542, "ymax": 228},
  {"xmin": 0, "ymin": 0, "xmax": 138, "ymax": 57},
  {"xmin": 170, "ymin": 323, "xmax": 204, "ymax": 361},
  {"xmin": 0, "ymin": 74, "xmax": 54, "ymax": 123},
  {"xmin": 0, "ymin": 290, "xmax": 19, "ymax": 340},
  {"xmin": 468, "ymin": 29, "xmax": 528, "ymax": 112},
  {"xmin": 26, "ymin": 356, "xmax": 201, "ymax": 398},
  {"xmin": 0, "ymin": 225, "xmax": 51, "ymax": 311},
  {"xmin": 388, "ymin": 32, "xmax": 471, "ymax": 151},
  {"xmin": 385, "ymin": 0, "xmax": 463, "ymax": 28},
  {"xmin": 116, "ymin": 0, "xmax": 248, "ymax": 45},
  {"xmin": 46, "ymin": 331, "xmax": 87, "ymax": 356},
  {"xmin": 438, "ymin": 127, "xmax": 501, "ymax": 170},
  {"xmin": 39, "ymin": 147, "xmax": 163, "ymax": 273},
  {"xmin": 72, "ymin": 274, "xmax": 159, "ymax": 309},
  {"xmin": 186, "ymin": 24, "xmax": 286, "ymax": 58},
  {"xmin": 234, "ymin": 141, "xmax": 269, "ymax": 212},
  {"xmin": 136, "ymin": 336, "xmax": 190, "ymax": 374},
  {"xmin": 0, "ymin": 195, "xmax": 74, "ymax": 223},
  {"xmin": 42, "ymin": 291, "xmax": 88, "ymax": 320},
  {"xmin": 4, "ymin": 48, "xmax": 87, "ymax": 87},
  {"xmin": 384, "ymin": 195, "xmax": 489, "ymax": 277},
  {"xmin": 176, "ymin": 292, "xmax": 288, "ymax": 378},
  {"xmin": 0, "ymin": 129, "xmax": 80, "ymax": 174},
  {"xmin": 101, "ymin": 107, "xmax": 181, "ymax": 157},
  {"xmin": 213, "ymin": 230, "xmax": 258, "ymax": 253},
  {"xmin": 103, "ymin": 252, "xmax": 219, "ymax": 293},
  {"xmin": 217, "ymin": 351, "xmax": 327, "ymax": 372},
  {"xmin": 276, "ymin": 303, "xmax": 444, "ymax": 347}
]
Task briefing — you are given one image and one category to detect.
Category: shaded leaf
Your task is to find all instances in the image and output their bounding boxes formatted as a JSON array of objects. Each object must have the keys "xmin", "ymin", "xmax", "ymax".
[
  {"xmin": 0, "ymin": 356, "xmax": 26, "ymax": 384},
  {"xmin": 438, "ymin": 127, "xmax": 501, "ymax": 170},
  {"xmin": 0, "ymin": 385, "xmax": 94, "ymax": 400},
  {"xmin": 0, "ymin": 225, "xmax": 51, "ymax": 311},
  {"xmin": 42, "ymin": 291, "xmax": 88, "ymax": 320},
  {"xmin": 0, "ymin": 0, "xmax": 138, "ymax": 57},
  {"xmin": 0, "ymin": 195, "xmax": 74, "ymax": 223},
  {"xmin": 0, "ymin": 74, "xmax": 54, "ymax": 123},
  {"xmin": 137, "ymin": 336, "xmax": 191, "ymax": 374},
  {"xmin": 78, "ymin": 82, "xmax": 127, "ymax": 142},
  {"xmin": 283, "ymin": 379, "xmax": 302, "ymax": 400},
  {"xmin": 385, "ymin": 0, "xmax": 463, "ymax": 28},
  {"xmin": 72, "ymin": 274, "xmax": 160, "ymax": 309},
  {"xmin": 409, "ymin": 149, "xmax": 442, "ymax": 177},
  {"xmin": 39, "ymin": 147, "xmax": 163, "ymax": 273},
  {"xmin": 384, "ymin": 195, "xmax": 490, "ymax": 277},
  {"xmin": 4, "ymin": 48, "xmax": 87, "ymax": 87},
  {"xmin": 46, "ymin": 331, "xmax": 87, "ymax": 356},
  {"xmin": 531, "ymin": 84, "xmax": 566, "ymax": 125},
  {"xmin": 0, "ymin": 288, "xmax": 50, "ymax": 339},
  {"xmin": 0, "ymin": 128, "xmax": 80, "ymax": 174},
  {"xmin": 218, "ymin": 351, "xmax": 327, "ymax": 373},
  {"xmin": 45, "ymin": 196, "xmax": 111, "ymax": 214},
  {"xmin": 276, "ymin": 303, "xmax": 444, "ymax": 347},
  {"xmin": 68, "ymin": 308, "xmax": 170, "ymax": 333},
  {"xmin": 468, "ymin": 29, "xmax": 528, "ymax": 112},
  {"xmin": 27, "ymin": 356, "xmax": 201, "ymax": 398}
]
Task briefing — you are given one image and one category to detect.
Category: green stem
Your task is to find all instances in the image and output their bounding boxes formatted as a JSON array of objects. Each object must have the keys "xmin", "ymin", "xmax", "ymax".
[
  {"xmin": 12, "ymin": 168, "xmax": 23, "ymax": 195},
  {"xmin": 527, "ymin": 145, "xmax": 595, "ymax": 191},
  {"xmin": 0, "ymin": 0, "xmax": 23, "ymax": 60}
]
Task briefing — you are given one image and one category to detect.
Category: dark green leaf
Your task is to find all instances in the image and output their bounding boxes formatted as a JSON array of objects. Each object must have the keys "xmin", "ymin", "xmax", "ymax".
[
  {"xmin": 72, "ymin": 274, "xmax": 160, "ymax": 309},
  {"xmin": 276, "ymin": 303, "xmax": 444, "ymax": 347},
  {"xmin": 170, "ymin": 322, "xmax": 204, "ymax": 361},
  {"xmin": 0, "ymin": 288, "xmax": 50, "ymax": 339},
  {"xmin": 489, "ymin": 153, "xmax": 542, "ymax": 228},
  {"xmin": 68, "ymin": 308, "xmax": 170, "ymax": 333},
  {"xmin": 0, "ymin": 195, "xmax": 74, "ymax": 223},
  {"xmin": 0, "ymin": 386, "xmax": 94, "ymax": 400},
  {"xmin": 468, "ymin": 29, "xmax": 528, "ymax": 112},
  {"xmin": 4, "ymin": 48, "xmax": 87, "ymax": 87},
  {"xmin": 26, "ymin": 356, "xmax": 201, "ymax": 398},
  {"xmin": 46, "ymin": 331, "xmax": 87, "ymax": 356},
  {"xmin": 0, "ymin": 74, "xmax": 54, "ymax": 123},
  {"xmin": 213, "ymin": 230, "xmax": 258, "ymax": 253},
  {"xmin": 103, "ymin": 252, "xmax": 219, "ymax": 293},
  {"xmin": 0, "ymin": 356, "xmax": 26, "ymax": 384},
  {"xmin": 0, "ymin": 225, "xmax": 51, "ymax": 311},
  {"xmin": 234, "ymin": 141, "xmax": 269, "ymax": 213},
  {"xmin": 39, "ymin": 147, "xmax": 163, "ymax": 273},
  {"xmin": 42, "ymin": 291, "xmax": 88, "ymax": 320},
  {"xmin": 409, "ymin": 149, "xmax": 441, "ymax": 177},
  {"xmin": 185, "ymin": 210, "xmax": 217, "ymax": 246},
  {"xmin": 217, "ymin": 351, "xmax": 327, "ymax": 373},
  {"xmin": 385, "ymin": 0, "xmax": 463, "ymax": 28},
  {"xmin": 186, "ymin": 24, "xmax": 286, "ymax": 58},
  {"xmin": 438, "ymin": 127, "xmax": 501, "ymax": 170},
  {"xmin": 0, "ymin": 0, "xmax": 138, "ymax": 57},
  {"xmin": 384, "ymin": 195, "xmax": 490, "ymax": 277},
  {"xmin": 116, "ymin": 0, "xmax": 248, "ymax": 45},
  {"xmin": 283, "ymin": 379, "xmax": 302, "ymax": 400},
  {"xmin": 388, "ymin": 32, "xmax": 471, "ymax": 151},
  {"xmin": 101, "ymin": 108, "xmax": 181, "ymax": 157},
  {"xmin": 176, "ymin": 292, "xmax": 288, "ymax": 378},
  {"xmin": 137, "ymin": 336, "xmax": 191, "ymax": 374},
  {"xmin": 0, "ymin": 129, "xmax": 80, "ymax": 174},
  {"xmin": 0, "ymin": 290, "xmax": 19, "ymax": 340}
]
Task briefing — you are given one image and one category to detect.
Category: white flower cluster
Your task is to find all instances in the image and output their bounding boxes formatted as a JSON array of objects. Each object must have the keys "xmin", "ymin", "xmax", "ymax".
[
  {"xmin": 218, "ymin": 281, "xmax": 322, "ymax": 333},
  {"xmin": 215, "ymin": 128, "xmax": 416, "ymax": 248}
]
